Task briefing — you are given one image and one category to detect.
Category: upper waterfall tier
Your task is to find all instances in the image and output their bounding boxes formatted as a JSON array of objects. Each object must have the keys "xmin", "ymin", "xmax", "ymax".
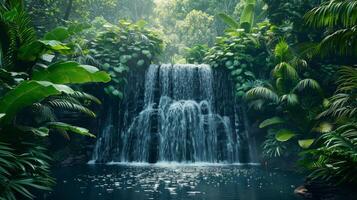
[{"xmin": 92, "ymin": 64, "xmax": 256, "ymax": 163}]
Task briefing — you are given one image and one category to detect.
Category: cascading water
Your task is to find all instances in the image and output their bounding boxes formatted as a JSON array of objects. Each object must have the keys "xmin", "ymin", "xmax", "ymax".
[{"xmin": 91, "ymin": 64, "xmax": 257, "ymax": 164}]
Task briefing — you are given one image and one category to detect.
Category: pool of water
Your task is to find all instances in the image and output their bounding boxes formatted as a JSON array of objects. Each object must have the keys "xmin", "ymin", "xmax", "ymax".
[{"xmin": 40, "ymin": 163, "xmax": 303, "ymax": 200}]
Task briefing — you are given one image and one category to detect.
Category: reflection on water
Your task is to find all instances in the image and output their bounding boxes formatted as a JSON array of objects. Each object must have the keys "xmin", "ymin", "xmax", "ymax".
[{"xmin": 41, "ymin": 164, "xmax": 302, "ymax": 200}]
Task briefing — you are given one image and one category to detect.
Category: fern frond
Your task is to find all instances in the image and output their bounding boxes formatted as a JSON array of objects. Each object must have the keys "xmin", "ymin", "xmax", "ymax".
[
  {"xmin": 45, "ymin": 99, "xmax": 96, "ymax": 117},
  {"xmin": 68, "ymin": 91, "xmax": 101, "ymax": 104}
]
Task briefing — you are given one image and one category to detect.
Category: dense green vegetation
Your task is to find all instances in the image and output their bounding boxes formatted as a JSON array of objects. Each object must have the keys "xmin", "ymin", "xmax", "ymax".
[{"xmin": 0, "ymin": 0, "xmax": 356, "ymax": 199}]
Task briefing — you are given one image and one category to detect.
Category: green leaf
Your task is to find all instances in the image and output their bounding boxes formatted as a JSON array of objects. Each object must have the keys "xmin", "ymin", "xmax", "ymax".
[
  {"xmin": 240, "ymin": 0, "xmax": 256, "ymax": 32},
  {"xmin": 0, "ymin": 113, "xmax": 5, "ymax": 120},
  {"xmin": 44, "ymin": 27, "xmax": 70, "ymax": 41},
  {"xmin": 46, "ymin": 122, "xmax": 95, "ymax": 138},
  {"xmin": 0, "ymin": 81, "xmax": 74, "ymax": 123},
  {"xmin": 275, "ymin": 129, "xmax": 296, "ymax": 142},
  {"xmin": 17, "ymin": 126, "xmax": 49, "ymax": 137},
  {"xmin": 259, "ymin": 117, "xmax": 285, "ymax": 128},
  {"xmin": 67, "ymin": 23, "xmax": 91, "ymax": 35},
  {"xmin": 32, "ymin": 61, "xmax": 111, "ymax": 84},
  {"xmin": 217, "ymin": 13, "xmax": 240, "ymax": 29},
  {"xmin": 293, "ymin": 79, "xmax": 321, "ymax": 93},
  {"xmin": 18, "ymin": 40, "xmax": 70, "ymax": 61},
  {"xmin": 298, "ymin": 139, "xmax": 315, "ymax": 149},
  {"xmin": 314, "ymin": 122, "xmax": 333, "ymax": 133}
]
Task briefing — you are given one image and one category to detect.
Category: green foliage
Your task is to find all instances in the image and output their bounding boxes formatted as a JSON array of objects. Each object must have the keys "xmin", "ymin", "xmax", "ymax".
[
  {"xmin": 0, "ymin": 1, "xmax": 36, "ymax": 70},
  {"xmin": 85, "ymin": 18, "xmax": 162, "ymax": 98},
  {"xmin": 205, "ymin": 21, "xmax": 275, "ymax": 98},
  {"xmin": 275, "ymin": 129, "xmax": 296, "ymax": 142},
  {"xmin": 0, "ymin": 143, "xmax": 54, "ymax": 200},
  {"xmin": 32, "ymin": 61, "xmax": 111, "ymax": 84},
  {"xmin": 0, "ymin": 2, "xmax": 110, "ymax": 199},
  {"xmin": 239, "ymin": 0, "xmax": 256, "ymax": 32},
  {"xmin": 246, "ymin": 86, "xmax": 278, "ymax": 103},
  {"xmin": 262, "ymin": 130, "xmax": 288, "ymax": 157},
  {"xmin": 46, "ymin": 122, "xmax": 95, "ymax": 138},
  {"xmin": 184, "ymin": 44, "xmax": 209, "ymax": 63},
  {"xmin": 259, "ymin": 117, "xmax": 285, "ymax": 128},
  {"xmin": 153, "ymin": 0, "xmax": 240, "ymax": 61},
  {"xmin": 306, "ymin": 123, "xmax": 357, "ymax": 184},
  {"xmin": 217, "ymin": 13, "xmax": 240, "ymax": 29},
  {"xmin": 305, "ymin": 0, "xmax": 357, "ymax": 28},
  {"xmin": 0, "ymin": 81, "xmax": 73, "ymax": 123},
  {"xmin": 298, "ymin": 1, "xmax": 357, "ymax": 185},
  {"xmin": 176, "ymin": 10, "xmax": 216, "ymax": 49},
  {"xmin": 305, "ymin": 0, "xmax": 357, "ymax": 57},
  {"xmin": 298, "ymin": 139, "xmax": 315, "ymax": 149},
  {"xmin": 246, "ymin": 41, "xmax": 323, "ymax": 157}
]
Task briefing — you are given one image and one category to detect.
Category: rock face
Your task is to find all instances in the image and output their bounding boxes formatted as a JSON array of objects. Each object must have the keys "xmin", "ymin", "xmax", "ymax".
[{"xmin": 90, "ymin": 64, "xmax": 258, "ymax": 164}]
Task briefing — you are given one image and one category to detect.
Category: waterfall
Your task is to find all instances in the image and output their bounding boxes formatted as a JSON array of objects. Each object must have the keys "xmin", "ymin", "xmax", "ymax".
[{"xmin": 91, "ymin": 64, "xmax": 257, "ymax": 163}]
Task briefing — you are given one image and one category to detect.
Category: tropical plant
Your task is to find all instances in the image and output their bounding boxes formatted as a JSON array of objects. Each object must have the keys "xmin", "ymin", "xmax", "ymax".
[
  {"xmin": 83, "ymin": 17, "xmax": 163, "ymax": 98},
  {"xmin": 184, "ymin": 44, "xmax": 209, "ymax": 63},
  {"xmin": 299, "ymin": 0, "xmax": 357, "ymax": 185},
  {"xmin": 0, "ymin": 2, "xmax": 110, "ymax": 199},
  {"xmin": 245, "ymin": 40, "xmax": 325, "ymax": 157},
  {"xmin": 0, "ymin": 143, "xmax": 54, "ymax": 200},
  {"xmin": 205, "ymin": 21, "xmax": 276, "ymax": 98},
  {"xmin": 304, "ymin": 0, "xmax": 357, "ymax": 57}
]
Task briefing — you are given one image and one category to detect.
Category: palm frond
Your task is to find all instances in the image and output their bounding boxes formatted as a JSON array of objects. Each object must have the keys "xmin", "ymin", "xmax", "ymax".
[
  {"xmin": 304, "ymin": 0, "xmax": 357, "ymax": 28},
  {"xmin": 245, "ymin": 86, "xmax": 279, "ymax": 103},
  {"xmin": 280, "ymin": 93, "xmax": 299, "ymax": 106},
  {"xmin": 309, "ymin": 123, "xmax": 357, "ymax": 184},
  {"xmin": 319, "ymin": 67, "xmax": 357, "ymax": 118},
  {"xmin": 320, "ymin": 93, "xmax": 357, "ymax": 118},
  {"xmin": 0, "ymin": 143, "xmax": 54, "ymax": 200},
  {"xmin": 274, "ymin": 39, "xmax": 290, "ymax": 61},
  {"xmin": 273, "ymin": 62, "xmax": 299, "ymax": 81},
  {"xmin": 293, "ymin": 78, "xmax": 322, "ymax": 93},
  {"xmin": 248, "ymin": 99, "xmax": 266, "ymax": 110},
  {"xmin": 337, "ymin": 66, "xmax": 357, "ymax": 92},
  {"xmin": 319, "ymin": 26, "xmax": 357, "ymax": 57}
]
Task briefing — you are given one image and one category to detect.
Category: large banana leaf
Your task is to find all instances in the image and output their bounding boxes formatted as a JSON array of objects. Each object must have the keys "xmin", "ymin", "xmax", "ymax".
[
  {"xmin": 217, "ymin": 13, "xmax": 240, "ymax": 29},
  {"xmin": 32, "ymin": 61, "xmax": 111, "ymax": 84},
  {"xmin": 44, "ymin": 24, "xmax": 90, "ymax": 42},
  {"xmin": 18, "ymin": 40, "xmax": 71, "ymax": 61},
  {"xmin": 46, "ymin": 122, "xmax": 95, "ymax": 138},
  {"xmin": 240, "ymin": 0, "xmax": 256, "ymax": 32},
  {"xmin": 0, "ymin": 81, "xmax": 74, "ymax": 123}
]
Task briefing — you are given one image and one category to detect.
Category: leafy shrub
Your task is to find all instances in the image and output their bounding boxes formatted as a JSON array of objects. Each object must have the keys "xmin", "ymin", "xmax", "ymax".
[
  {"xmin": 205, "ymin": 21, "xmax": 276, "ymax": 98},
  {"xmin": 85, "ymin": 18, "xmax": 163, "ymax": 98}
]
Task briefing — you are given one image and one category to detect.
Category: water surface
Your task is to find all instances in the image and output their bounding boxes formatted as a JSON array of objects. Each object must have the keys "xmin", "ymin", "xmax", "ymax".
[{"xmin": 41, "ymin": 164, "xmax": 302, "ymax": 200}]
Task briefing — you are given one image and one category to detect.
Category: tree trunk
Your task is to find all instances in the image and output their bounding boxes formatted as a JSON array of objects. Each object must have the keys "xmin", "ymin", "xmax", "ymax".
[{"xmin": 63, "ymin": 0, "xmax": 73, "ymax": 21}]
